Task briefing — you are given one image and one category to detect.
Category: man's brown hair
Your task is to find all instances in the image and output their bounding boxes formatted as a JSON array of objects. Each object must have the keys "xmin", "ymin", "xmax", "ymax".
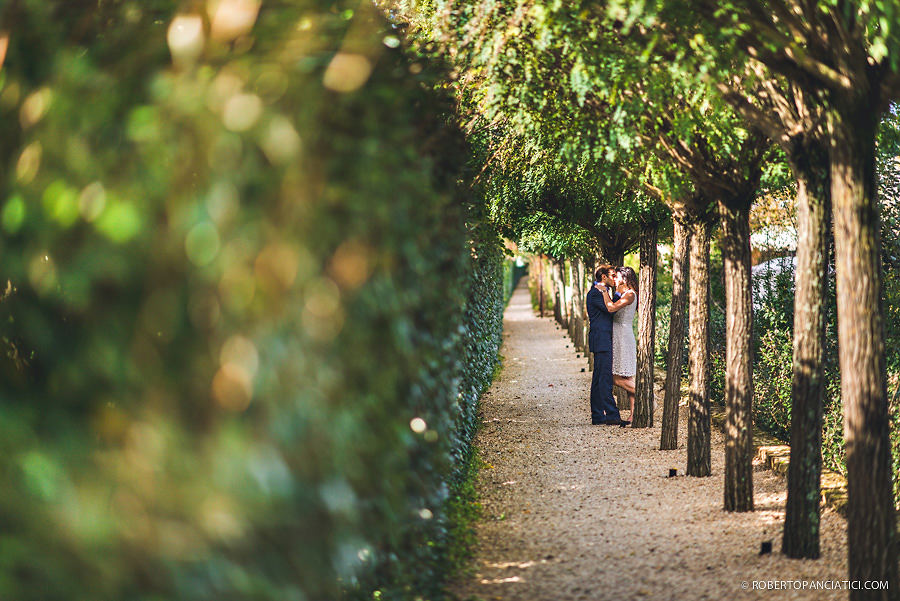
[{"xmin": 594, "ymin": 264, "xmax": 615, "ymax": 282}]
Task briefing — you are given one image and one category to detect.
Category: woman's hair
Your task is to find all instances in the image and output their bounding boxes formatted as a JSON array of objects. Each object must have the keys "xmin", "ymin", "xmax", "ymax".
[{"xmin": 616, "ymin": 266, "xmax": 638, "ymax": 292}]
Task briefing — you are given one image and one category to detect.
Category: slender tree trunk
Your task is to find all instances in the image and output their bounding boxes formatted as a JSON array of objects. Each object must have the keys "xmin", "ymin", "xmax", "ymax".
[
  {"xmin": 586, "ymin": 255, "xmax": 597, "ymax": 371},
  {"xmin": 783, "ymin": 144, "xmax": 830, "ymax": 559},
  {"xmin": 634, "ymin": 222, "xmax": 658, "ymax": 428},
  {"xmin": 574, "ymin": 257, "xmax": 587, "ymax": 352},
  {"xmin": 538, "ymin": 256, "xmax": 545, "ymax": 317},
  {"xmin": 576, "ymin": 257, "xmax": 584, "ymax": 352},
  {"xmin": 687, "ymin": 219, "xmax": 711, "ymax": 477},
  {"xmin": 560, "ymin": 259, "xmax": 568, "ymax": 327},
  {"xmin": 661, "ymin": 218, "xmax": 690, "ymax": 450},
  {"xmin": 566, "ymin": 258, "xmax": 574, "ymax": 340},
  {"xmin": 562, "ymin": 260, "xmax": 569, "ymax": 328},
  {"xmin": 567, "ymin": 259, "xmax": 577, "ymax": 341},
  {"xmin": 552, "ymin": 258, "xmax": 567, "ymax": 327},
  {"xmin": 830, "ymin": 112, "xmax": 897, "ymax": 598},
  {"xmin": 719, "ymin": 200, "xmax": 754, "ymax": 512}
]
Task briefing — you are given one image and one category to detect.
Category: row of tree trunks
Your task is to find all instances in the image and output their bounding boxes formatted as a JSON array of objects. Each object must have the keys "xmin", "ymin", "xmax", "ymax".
[
  {"xmin": 714, "ymin": 14, "xmax": 898, "ymax": 583},
  {"xmin": 553, "ymin": 97, "xmax": 896, "ymax": 592},
  {"xmin": 634, "ymin": 222, "xmax": 658, "ymax": 428},
  {"xmin": 686, "ymin": 218, "xmax": 712, "ymax": 477},
  {"xmin": 538, "ymin": 129, "xmax": 896, "ymax": 590},
  {"xmin": 719, "ymin": 200, "xmax": 755, "ymax": 512},
  {"xmin": 718, "ymin": 83, "xmax": 842, "ymax": 554},
  {"xmin": 660, "ymin": 218, "xmax": 690, "ymax": 450}
]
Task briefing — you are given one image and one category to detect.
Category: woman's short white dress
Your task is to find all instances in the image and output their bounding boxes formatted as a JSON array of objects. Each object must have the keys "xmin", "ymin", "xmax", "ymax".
[{"xmin": 612, "ymin": 291, "xmax": 637, "ymax": 377}]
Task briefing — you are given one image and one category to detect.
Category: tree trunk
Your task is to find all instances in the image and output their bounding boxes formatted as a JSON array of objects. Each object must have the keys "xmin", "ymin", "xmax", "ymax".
[
  {"xmin": 634, "ymin": 222, "xmax": 658, "ymax": 428},
  {"xmin": 830, "ymin": 111, "xmax": 898, "ymax": 597},
  {"xmin": 580, "ymin": 257, "xmax": 597, "ymax": 371},
  {"xmin": 661, "ymin": 218, "xmax": 690, "ymax": 450},
  {"xmin": 687, "ymin": 219, "xmax": 712, "ymax": 477},
  {"xmin": 567, "ymin": 259, "xmax": 577, "ymax": 341},
  {"xmin": 719, "ymin": 200, "xmax": 754, "ymax": 512},
  {"xmin": 563, "ymin": 260, "xmax": 570, "ymax": 328},
  {"xmin": 552, "ymin": 258, "xmax": 567, "ymax": 327},
  {"xmin": 573, "ymin": 257, "xmax": 587, "ymax": 352},
  {"xmin": 782, "ymin": 143, "xmax": 829, "ymax": 559},
  {"xmin": 560, "ymin": 259, "xmax": 568, "ymax": 327},
  {"xmin": 573, "ymin": 266, "xmax": 580, "ymax": 343},
  {"xmin": 538, "ymin": 256, "xmax": 545, "ymax": 317},
  {"xmin": 599, "ymin": 245, "xmax": 626, "ymax": 269}
]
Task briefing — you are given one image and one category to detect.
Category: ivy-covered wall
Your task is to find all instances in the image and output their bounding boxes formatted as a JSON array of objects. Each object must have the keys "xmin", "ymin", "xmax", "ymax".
[{"xmin": 0, "ymin": 2, "xmax": 505, "ymax": 599}]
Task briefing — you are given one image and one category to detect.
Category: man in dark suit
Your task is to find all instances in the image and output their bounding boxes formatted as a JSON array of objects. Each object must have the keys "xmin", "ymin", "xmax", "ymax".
[{"xmin": 587, "ymin": 265, "xmax": 627, "ymax": 425}]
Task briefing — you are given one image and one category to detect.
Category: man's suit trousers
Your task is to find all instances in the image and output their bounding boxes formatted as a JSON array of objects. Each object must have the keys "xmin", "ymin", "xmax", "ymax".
[{"xmin": 591, "ymin": 351, "xmax": 621, "ymax": 423}]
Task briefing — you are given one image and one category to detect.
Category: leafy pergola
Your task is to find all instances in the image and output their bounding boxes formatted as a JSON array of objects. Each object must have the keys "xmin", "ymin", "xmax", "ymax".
[
  {"xmin": 401, "ymin": 0, "xmax": 775, "ymax": 497},
  {"xmin": 400, "ymin": 0, "xmax": 900, "ymax": 594}
]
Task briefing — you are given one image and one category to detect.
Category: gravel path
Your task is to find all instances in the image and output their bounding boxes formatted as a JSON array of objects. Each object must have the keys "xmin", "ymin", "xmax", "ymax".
[{"xmin": 450, "ymin": 280, "xmax": 849, "ymax": 601}]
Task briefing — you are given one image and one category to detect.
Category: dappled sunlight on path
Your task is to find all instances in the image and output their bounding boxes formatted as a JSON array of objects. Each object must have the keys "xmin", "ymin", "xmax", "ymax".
[{"xmin": 450, "ymin": 279, "xmax": 849, "ymax": 601}]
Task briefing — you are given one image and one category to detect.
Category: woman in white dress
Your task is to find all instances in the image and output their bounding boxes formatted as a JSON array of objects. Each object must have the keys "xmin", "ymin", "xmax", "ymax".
[{"xmin": 599, "ymin": 266, "xmax": 638, "ymax": 420}]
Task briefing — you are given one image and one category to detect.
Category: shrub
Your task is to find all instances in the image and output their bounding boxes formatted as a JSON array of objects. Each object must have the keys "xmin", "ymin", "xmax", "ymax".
[
  {"xmin": 753, "ymin": 328, "xmax": 793, "ymax": 441},
  {"xmin": 0, "ymin": 2, "xmax": 505, "ymax": 599},
  {"xmin": 711, "ymin": 251, "xmax": 900, "ymax": 508}
]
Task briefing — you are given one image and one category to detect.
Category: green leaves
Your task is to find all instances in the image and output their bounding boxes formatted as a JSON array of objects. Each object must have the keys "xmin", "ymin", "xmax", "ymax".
[
  {"xmin": 401, "ymin": 1, "xmax": 674, "ymax": 255},
  {"xmin": 0, "ymin": 2, "xmax": 506, "ymax": 600}
]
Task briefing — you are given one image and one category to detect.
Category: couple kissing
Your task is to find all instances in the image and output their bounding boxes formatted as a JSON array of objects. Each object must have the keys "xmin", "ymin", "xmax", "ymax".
[{"xmin": 587, "ymin": 265, "xmax": 638, "ymax": 427}]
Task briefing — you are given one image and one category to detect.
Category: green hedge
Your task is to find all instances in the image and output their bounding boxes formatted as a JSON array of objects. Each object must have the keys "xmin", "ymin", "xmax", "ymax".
[{"xmin": 0, "ymin": 2, "xmax": 504, "ymax": 599}]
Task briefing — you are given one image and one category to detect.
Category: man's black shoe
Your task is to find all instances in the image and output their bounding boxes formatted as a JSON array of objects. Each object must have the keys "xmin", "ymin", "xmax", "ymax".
[
  {"xmin": 619, "ymin": 420, "xmax": 631, "ymax": 427},
  {"xmin": 601, "ymin": 418, "xmax": 623, "ymax": 425}
]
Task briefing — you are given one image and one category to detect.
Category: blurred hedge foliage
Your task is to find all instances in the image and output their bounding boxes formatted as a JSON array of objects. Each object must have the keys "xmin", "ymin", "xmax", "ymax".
[{"xmin": 0, "ymin": 1, "xmax": 505, "ymax": 599}]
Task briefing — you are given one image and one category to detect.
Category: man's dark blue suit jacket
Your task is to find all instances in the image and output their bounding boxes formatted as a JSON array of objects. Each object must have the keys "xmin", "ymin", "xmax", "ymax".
[{"xmin": 587, "ymin": 285, "xmax": 619, "ymax": 353}]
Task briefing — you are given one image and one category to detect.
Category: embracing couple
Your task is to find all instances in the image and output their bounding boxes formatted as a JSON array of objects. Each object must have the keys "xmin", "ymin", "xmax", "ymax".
[{"xmin": 587, "ymin": 264, "xmax": 639, "ymax": 427}]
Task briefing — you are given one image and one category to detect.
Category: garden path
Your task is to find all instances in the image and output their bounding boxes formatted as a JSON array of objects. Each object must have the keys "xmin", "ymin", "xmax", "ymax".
[{"xmin": 450, "ymin": 279, "xmax": 849, "ymax": 601}]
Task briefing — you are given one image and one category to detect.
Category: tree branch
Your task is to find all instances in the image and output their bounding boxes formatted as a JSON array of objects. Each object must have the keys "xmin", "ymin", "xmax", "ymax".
[
  {"xmin": 620, "ymin": 165, "xmax": 665, "ymax": 201},
  {"xmin": 717, "ymin": 82, "xmax": 790, "ymax": 146},
  {"xmin": 697, "ymin": 0, "xmax": 856, "ymax": 94},
  {"xmin": 767, "ymin": 0, "xmax": 812, "ymax": 47}
]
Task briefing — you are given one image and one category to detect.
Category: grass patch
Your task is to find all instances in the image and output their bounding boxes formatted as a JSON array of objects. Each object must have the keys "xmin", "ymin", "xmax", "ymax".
[
  {"xmin": 492, "ymin": 352, "xmax": 505, "ymax": 381},
  {"xmin": 443, "ymin": 443, "xmax": 484, "ymax": 584}
]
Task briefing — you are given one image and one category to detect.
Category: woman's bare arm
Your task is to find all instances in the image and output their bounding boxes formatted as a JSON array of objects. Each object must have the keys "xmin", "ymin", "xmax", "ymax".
[{"xmin": 600, "ymin": 288, "xmax": 635, "ymax": 313}]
